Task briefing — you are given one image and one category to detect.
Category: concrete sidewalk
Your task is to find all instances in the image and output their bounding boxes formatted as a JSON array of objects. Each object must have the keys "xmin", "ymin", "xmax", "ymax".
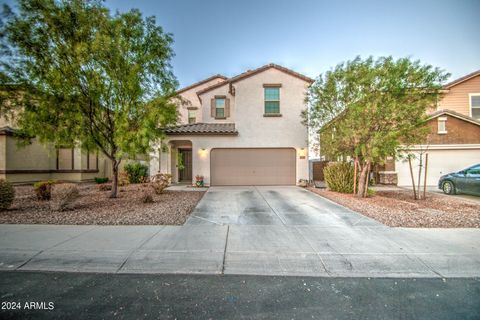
[{"xmin": 1, "ymin": 224, "xmax": 479, "ymax": 277}]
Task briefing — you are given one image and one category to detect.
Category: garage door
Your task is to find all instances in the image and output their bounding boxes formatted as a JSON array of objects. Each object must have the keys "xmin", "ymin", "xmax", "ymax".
[
  {"xmin": 211, "ymin": 148, "xmax": 296, "ymax": 186},
  {"xmin": 396, "ymin": 149, "xmax": 480, "ymax": 186}
]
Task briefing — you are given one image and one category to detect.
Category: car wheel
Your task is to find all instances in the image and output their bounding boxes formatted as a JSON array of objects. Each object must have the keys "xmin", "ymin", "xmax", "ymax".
[{"xmin": 442, "ymin": 181, "xmax": 455, "ymax": 195}]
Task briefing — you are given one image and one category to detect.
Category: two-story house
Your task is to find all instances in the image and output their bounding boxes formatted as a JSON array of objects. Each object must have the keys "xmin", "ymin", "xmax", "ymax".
[
  {"xmin": 393, "ymin": 69, "xmax": 480, "ymax": 186},
  {"xmin": 149, "ymin": 63, "xmax": 313, "ymax": 186}
]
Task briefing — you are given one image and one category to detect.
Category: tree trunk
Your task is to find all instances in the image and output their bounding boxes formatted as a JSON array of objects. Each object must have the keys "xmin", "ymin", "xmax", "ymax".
[
  {"xmin": 110, "ymin": 159, "xmax": 120, "ymax": 198},
  {"xmin": 356, "ymin": 160, "xmax": 370, "ymax": 198},
  {"xmin": 408, "ymin": 157, "xmax": 417, "ymax": 200},
  {"xmin": 353, "ymin": 157, "xmax": 358, "ymax": 195},
  {"xmin": 417, "ymin": 154, "xmax": 423, "ymax": 200}
]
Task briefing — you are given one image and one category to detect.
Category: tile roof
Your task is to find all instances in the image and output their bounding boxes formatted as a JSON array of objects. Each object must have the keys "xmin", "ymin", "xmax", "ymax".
[
  {"xmin": 0, "ymin": 126, "xmax": 16, "ymax": 136},
  {"xmin": 196, "ymin": 63, "xmax": 315, "ymax": 96},
  {"xmin": 176, "ymin": 74, "xmax": 228, "ymax": 94},
  {"xmin": 427, "ymin": 109, "xmax": 480, "ymax": 126},
  {"xmin": 163, "ymin": 123, "xmax": 238, "ymax": 135}
]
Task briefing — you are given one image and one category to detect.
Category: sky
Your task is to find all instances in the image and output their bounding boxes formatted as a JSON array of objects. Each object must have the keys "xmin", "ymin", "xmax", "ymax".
[{"xmin": 2, "ymin": 0, "xmax": 479, "ymax": 88}]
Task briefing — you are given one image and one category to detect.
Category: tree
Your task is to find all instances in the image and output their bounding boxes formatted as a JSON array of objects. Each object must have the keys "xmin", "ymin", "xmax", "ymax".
[
  {"xmin": 303, "ymin": 56, "xmax": 448, "ymax": 198},
  {"xmin": 0, "ymin": 0, "xmax": 179, "ymax": 197}
]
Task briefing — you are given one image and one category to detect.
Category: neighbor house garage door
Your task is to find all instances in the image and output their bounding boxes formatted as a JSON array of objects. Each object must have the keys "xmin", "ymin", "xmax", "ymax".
[
  {"xmin": 396, "ymin": 148, "xmax": 480, "ymax": 186},
  {"xmin": 211, "ymin": 148, "xmax": 296, "ymax": 186}
]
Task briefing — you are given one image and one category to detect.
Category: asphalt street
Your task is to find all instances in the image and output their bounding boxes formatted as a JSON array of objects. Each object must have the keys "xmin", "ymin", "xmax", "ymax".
[{"xmin": 0, "ymin": 272, "xmax": 479, "ymax": 319}]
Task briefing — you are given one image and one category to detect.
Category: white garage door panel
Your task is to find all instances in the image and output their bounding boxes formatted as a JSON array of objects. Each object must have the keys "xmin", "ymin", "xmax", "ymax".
[
  {"xmin": 211, "ymin": 148, "xmax": 296, "ymax": 186},
  {"xmin": 396, "ymin": 149, "xmax": 480, "ymax": 186}
]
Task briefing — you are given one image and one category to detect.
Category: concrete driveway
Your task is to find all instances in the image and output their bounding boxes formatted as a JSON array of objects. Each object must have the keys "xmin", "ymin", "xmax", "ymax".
[{"xmin": 186, "ymin": 186, "xmax": 380, "ymax": 226}]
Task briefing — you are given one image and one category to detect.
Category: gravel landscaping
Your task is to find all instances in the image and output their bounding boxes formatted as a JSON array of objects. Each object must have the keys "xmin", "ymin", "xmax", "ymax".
[
  {"xmin": 0, "ymin": 184, "xmax": 205, "ymax": 225},
  {"xmin": 308, "ymin": 187, "xmax": 480, "ymax": 228}
]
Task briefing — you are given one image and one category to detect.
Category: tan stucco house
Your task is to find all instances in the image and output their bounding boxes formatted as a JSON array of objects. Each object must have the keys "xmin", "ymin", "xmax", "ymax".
[
  {"xmin": 0, "ymin": 95, "xmax": 112, "ymax": 183},
  {"xmin": 392, "ymin": 69, "xmax": 480, "ymax": 186},
  {"xmin": 149, "ymin": 63, "xmax": 313, "ymax": 186}
]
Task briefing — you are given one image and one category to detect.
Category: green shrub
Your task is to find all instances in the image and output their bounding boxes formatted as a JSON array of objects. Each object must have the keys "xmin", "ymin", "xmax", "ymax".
[
  {"xmin": 323, "ymin": 162, "xmax": 355, "ymax": 193},
  {"xmin": 124, "ymin": 162, "xmax": 149, "ymax": 184},
  {"xmin": 33, "ymin": 180, "xmax": 57, "ymax": 200},
  {"xmin": 94, "ymin": 177, "xmax": 109, "ymax": 184},
  {"xmin": 50, "ymin": 183, "xmax": 79, "ymax": 211},
  {"xmin": 0, "ymin": 179, "xmax": 15, "ymax": 210}
]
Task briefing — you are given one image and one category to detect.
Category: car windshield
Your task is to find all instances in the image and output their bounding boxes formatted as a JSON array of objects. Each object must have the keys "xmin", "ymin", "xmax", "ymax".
[{"xmin": 459, "ymin": 164, "xmax": 480, "ymax": 172}]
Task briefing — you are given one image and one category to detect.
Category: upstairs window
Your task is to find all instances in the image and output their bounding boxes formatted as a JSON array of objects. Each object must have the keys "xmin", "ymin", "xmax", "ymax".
[
  {"xmin": 471, "ymin": 94, "xmax": 480, "ymax": 120},
  {"xmin": 215, "ymin": 98, "xmax": 225, "ymax": 118},
  {"xmin": 264, "ymin": 87, "xmax": 280, "ymax": 114},
  {"xmin": 188, "ymin": 110, "xmax": 196, "ymax": 124},
  {"xmin": 437, "ymin": 117, "xmax": 447, "ymax": 134}
]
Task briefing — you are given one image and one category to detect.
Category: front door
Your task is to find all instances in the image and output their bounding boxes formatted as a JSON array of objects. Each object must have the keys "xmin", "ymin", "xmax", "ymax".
[{"xmin": 178, "ymin": 149, "xmax": 192, "ymax": 182}]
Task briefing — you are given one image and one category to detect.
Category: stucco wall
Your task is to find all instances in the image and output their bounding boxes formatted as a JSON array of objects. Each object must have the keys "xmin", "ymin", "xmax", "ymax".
[
  {"xmin": 1, "ymin": 135, "xmax": 114, "ymax": 183},
  {"xmin": 152, "ymin": 68, "xmax": 311, "ymax": 185},
  {"xmin": 6, "ymin": 137, "xmax": 55, "ymax": 170},
  {"xmin": 438, "ymin": 75, "xmax": 480, "ymax": 116},
  {"xmin": 177, "ymin": 77, "xmax": 226, "ymax": 124}
]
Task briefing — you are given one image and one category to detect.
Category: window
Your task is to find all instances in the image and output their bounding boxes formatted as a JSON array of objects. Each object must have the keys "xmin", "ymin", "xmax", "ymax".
[
  {"xmin": 471, "ymin": 94, "xmax": 480, "ymax": 120},
  {"xmin": 466, "ymin": 165, "xmax": 480, "ymax": 176},
  {"xmin": 188, "ymin": 110, "xmax": 196, "ymax": 124},
  {"xmin": 215, "ymin": 98, "xmax": 225, "ymax": 118},
  {"xmin": 437, "ymin": 117, "xmax": 447, "ymax": 134},
  {"xmin": 264, "ymin": 87, "xmax": 280, "ymax": 114}
]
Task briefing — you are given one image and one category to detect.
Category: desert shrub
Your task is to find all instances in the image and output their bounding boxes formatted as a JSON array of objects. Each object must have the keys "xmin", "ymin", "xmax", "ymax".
[
  {"xmin": 33, "ymin": 180, "xmax": 57, "ymax": 200},
  {"xmin": 0, "ymin": 179, "xmax": 15, "ymax": 210},
  {"xmin": 94, "ymin": 177, "xmax": 109, "ymax": 184},
  {"xmin": 118, "ymin": 172, "xmax": 130, "ymax": 186},
  {"xmin": 98, "ymin": 183, "xmax": 112, "ymax": 191},
  {"xmin": 124, "ymin": 162, "xmax": 149, "ymax": 184},
  {"xmin": 150, "ymin": 173, "xmax": 172, "ymax": 195},
  {"xmin": 50, "ymin": 183, "xmax": 79, "ymax": 211},
  {"xmin": 367, "ymin": 188, "xmax": 376, "ymax": 197},
  {"xmin": 140, "ymin": 190, "xmax": 154, "ymax": 203},
  {"xmin": 323, "ymin": 162, "xmax": 355, "ymax": 193}
]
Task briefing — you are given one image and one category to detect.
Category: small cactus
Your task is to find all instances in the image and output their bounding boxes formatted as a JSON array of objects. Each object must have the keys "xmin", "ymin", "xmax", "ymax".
[{"xmin": 0, "ymin": 179, "xmax": 15, "ymax": 210}]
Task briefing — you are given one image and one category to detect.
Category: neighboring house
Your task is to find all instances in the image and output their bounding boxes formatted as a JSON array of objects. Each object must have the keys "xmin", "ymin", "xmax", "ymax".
[
  {"xmin": 150, "ymin": 63, "xmax": 313, "ymax": 186},
  {"xmin": 394, "ymin": 70, "xmax": 480, "ymax": 186},
  {"xmin": 0, "ymin": 92, "xmax": 111, "ymax": 183}
]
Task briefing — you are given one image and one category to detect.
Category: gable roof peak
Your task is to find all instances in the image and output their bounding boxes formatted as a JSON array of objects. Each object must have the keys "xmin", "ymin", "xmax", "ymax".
[
  {"xmin": 443, "ymin": 69, "xmax": 480, "ymax": 89},
  {"xmin": 176, "ymin": 74, "xmax": 228, "ymax": 94},
  {"xmin": 196, "ymin": 63, "xmax": 314, "ymax": 96}
]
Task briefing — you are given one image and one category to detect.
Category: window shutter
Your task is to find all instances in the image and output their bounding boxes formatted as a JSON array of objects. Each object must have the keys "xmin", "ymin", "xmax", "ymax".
[
  {"xmin": 211, "ymin": 98, "xmax": 215, "ymax": 118},
  {"xmin": 225, "ymin": 98, "xmax": 230, "ymax": 118}
]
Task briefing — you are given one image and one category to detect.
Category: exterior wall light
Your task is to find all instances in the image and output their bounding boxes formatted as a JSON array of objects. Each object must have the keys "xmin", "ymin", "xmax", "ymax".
[
  {"xmin": 298, "ymin": 148, "xmax": 307, "ymax": 159},
  {"xmin": 198, "ymin": 148, "xmax": 208, "ymax": 158}
]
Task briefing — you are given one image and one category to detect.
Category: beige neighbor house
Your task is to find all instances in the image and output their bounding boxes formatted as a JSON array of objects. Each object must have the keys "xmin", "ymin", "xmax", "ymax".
[
  {"xmin": 392, "ymin": 69, "xmax": 480, "ymax": 186},
  {"xmin": 0, "ymin": 96, "xmax": 112, "ymax": 183},
  {"xmin": 149, "ymin": 63, "xmax": 313, "ymax": 186}
]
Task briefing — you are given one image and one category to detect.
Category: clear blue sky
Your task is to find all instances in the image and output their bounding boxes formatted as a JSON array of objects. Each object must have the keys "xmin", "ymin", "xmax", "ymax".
[
  {"xmin": 3, "ymin": 0, "xmax": 479, "ymax": 87},
  {"xmin": 103, "ymin": 0, "xmax": 479, "ymax": 87}
]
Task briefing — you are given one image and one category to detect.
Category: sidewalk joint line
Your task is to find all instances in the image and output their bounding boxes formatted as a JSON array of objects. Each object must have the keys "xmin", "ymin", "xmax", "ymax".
[
  {"xmin": 221, "ymin": 225, "xmax": 230, "ymax": 274},
  {"xmin": 116, "ymin": 227, "xmax": 165, "ymax": 273},
  {"xmin": 15, "ymin": 226, "xmax": 98, "ymax": 270}
]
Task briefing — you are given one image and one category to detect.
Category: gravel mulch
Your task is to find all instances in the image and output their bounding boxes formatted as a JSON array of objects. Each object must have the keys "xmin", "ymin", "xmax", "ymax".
[
  {"xmin": 307, "ymin": 187, "xmax": 480, "ymax": 228},
  {"xmin": 1, "ymin": 184, "xmax": 205, "ymax": 225}
]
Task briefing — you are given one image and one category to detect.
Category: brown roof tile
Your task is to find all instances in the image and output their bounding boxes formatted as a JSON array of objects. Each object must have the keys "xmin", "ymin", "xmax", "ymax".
[
  {"xmin": 163, "ymin": 123, "xmax": 238, "ymax": 135},
  {"xmin": 196, "ymin": 63, "xmax": 314, "ymax": 96},
  {"xmin": 176, "ymin": 74, "xmax": 228, "ymax": 94},
  {"xmin": 427, "ymin": 109, "xmax": 480, "ymax": 126}
]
